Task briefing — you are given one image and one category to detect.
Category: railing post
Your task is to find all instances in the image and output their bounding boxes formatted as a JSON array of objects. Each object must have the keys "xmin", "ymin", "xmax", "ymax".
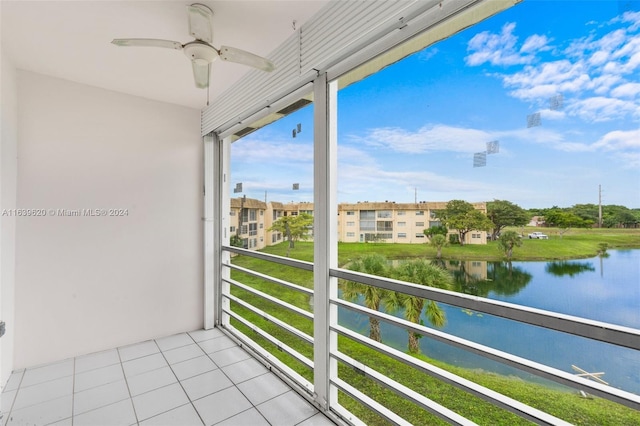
[{"xmin": 313, "ymin": 73, "xmax": 338, "ymax": 411}]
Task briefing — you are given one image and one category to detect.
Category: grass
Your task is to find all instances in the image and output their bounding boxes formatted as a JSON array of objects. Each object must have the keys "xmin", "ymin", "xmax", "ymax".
[
  {"xmin": 224, "ymin": 229, "xmax": 640, "ymax": 424},
  {"xmin": 257, "ymin": 227, "xmax": 640, "ymax": 263}
]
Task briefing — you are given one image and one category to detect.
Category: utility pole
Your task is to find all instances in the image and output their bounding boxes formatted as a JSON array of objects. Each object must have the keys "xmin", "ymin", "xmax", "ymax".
[
  {"xmin": 598, "ymin": 185, "xmax": 603, "ymax": 228},
  {"xmin": 415, "ymin": 187, "xmax": 417, "ymax": 204}
]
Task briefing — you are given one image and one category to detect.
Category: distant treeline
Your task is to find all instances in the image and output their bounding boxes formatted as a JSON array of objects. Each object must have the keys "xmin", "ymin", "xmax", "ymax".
[{"xmin": 527, "ymin": 204, "xmax": 640, "ymax": 228}]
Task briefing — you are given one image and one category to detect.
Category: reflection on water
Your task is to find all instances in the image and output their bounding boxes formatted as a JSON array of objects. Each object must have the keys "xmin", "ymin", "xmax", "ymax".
[
  {"xmin": 545, "ymin": 261, "xmax": 596, "ymax": 277},
  {"xmin": 338, "ymin": 250, "xmax": 640, "ymax": 394},
  {"xmin": 444, "ymin": 260, "xmax": 533, "ymax": 297}
]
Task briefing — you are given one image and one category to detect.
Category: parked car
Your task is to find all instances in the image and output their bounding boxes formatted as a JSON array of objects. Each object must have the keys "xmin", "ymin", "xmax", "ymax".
[{"xmin": 528, "ymin": 231, "xmax": 548, "ymax": 239}]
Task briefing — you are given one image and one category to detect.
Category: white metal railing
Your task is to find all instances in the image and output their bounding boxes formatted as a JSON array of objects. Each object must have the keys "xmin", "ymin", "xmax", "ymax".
[{"xmin": 217, "ymin": 246, "xmax": 640, "ymax": 425}]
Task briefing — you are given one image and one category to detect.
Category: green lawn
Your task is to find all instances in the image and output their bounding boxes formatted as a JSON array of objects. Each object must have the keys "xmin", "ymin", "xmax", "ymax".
[
  {"xmin": 257, "ymin": 227, "xmax": 640, "ymax": 263},
  {"xmin": 225, "ymin": 229, "xmax": 640, "ymax": 425}
]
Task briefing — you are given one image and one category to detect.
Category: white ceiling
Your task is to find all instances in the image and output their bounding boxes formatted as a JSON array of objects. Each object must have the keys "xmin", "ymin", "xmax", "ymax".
[{"xmin": 1, "ymin": 1, "xmax": 328, "ymax": 109}]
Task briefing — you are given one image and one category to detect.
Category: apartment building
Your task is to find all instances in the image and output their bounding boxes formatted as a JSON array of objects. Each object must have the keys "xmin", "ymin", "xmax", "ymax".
[
  {"xmin": 230, "ymin": 198, "xmax": 488, "ymax": 249},
  {"xmin": 229, "ymin": 197, "xmax": 268, "ymax": 250}
]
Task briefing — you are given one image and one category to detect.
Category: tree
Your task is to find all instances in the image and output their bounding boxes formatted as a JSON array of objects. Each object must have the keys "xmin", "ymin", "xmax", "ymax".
[
  {"xmin": 341, "ymin": 254, "xmax": 389, "ymax": 342},
  {"xmin": 486, "ymin": 200, "xmax": 529, "ymax": 240},
  {"xmin": 424, "ymin": 225, "xmax": 448, "ymax": 238},
  {"xmin": 230, "ymin": 235, "xmax": 244, "ymax": 248},
  {"xmin": 436, "ymin": 200, "xmax": 493, "ymax": 246},
  {"xmin": 385, "ymin": 259, "xmax": 453, "ymax": 354},
  {"xmin": 268, "ymin": 213, "xmax": 313, "ymax": 256},
  {"xmin": 496, "ymin": 230, "xmax": 522, "ymax": 260},
  {"xmin": 544, "ymin": 209, "xmax": 592, "ymax": 237},
  {"xmin": 429, "ymin": 234, "xmax": 448, "ymax": 259}
]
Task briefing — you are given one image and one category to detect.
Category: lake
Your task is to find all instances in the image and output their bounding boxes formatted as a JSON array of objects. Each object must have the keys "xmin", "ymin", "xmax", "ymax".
[{"xmin": 338, "ymin": 249, "xmax": 640, "ymax": 395}]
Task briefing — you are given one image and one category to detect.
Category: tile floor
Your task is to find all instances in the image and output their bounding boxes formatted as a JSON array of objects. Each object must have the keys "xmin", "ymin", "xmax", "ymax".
[{"xmin": 1, "ymin": 329, "xmax": 335, "ymax": 426}]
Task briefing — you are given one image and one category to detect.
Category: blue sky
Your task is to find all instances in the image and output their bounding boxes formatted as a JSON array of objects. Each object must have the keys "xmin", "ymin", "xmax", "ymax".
[{"xmin": 232, "ymin": 1, "xmax": 640, "ymax": 209}]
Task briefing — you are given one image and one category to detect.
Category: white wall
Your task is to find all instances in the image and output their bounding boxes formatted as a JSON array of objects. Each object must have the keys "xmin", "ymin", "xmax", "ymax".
[
  {"xmin": 1, "ymin": 48, "xmax": 18, "ymax": 387},
  {"xmin": 14, "ymin": 71, "xmax": 203, "ymax": 368}
]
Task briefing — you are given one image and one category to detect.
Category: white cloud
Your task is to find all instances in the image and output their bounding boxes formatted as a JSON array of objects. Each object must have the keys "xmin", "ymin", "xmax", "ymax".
[
  {"xmin": 351, "ymin": 125, "xmax": 492, "ymax": 154},
  {"xmin": 492, "ymin": 14, "xmax": 640, "ymax": 122},
  {"xmin": 621, "ymin": 11, "xmax": 640, "ymax": 32},
  {"xmin": 231, "ymin": 137, "xmax": 313, "ymax": 164},
  {"xmin": 503, "ymin": 60, "xmax": 590, "ymax": 101},
  {"xmin": 610, "ymin": 151, "xmax": 640, "ymax": 168},
  {"xmin": 418, "ymin": 47, "xmax": 438, "ymax": 61},
  {"xmin": 593, "ymin": 128, "xmax": 640, "ymax": 150},
  {"xmin": 611, "ymin": 82, "xmax": 640, "ymax": 97},
  {"xmin": 520, "ymin": 34, "xmax": 552, "ymax": 53},
  {"xmin": 589, "ymin": 74, "xmax": 623, "ymax": 95},
  {"xmin": 539, "ymin": 109, "xmax": 567, "ymax": 121},
  {"xmin": 336, "ymin": 163, "xmax": 492, "ymax": 202},
  {"xmin": 566, "ymin": 97, "xmax": 640, "ymax": 122},
  {"xmin": 465, "ymin": 22, "xmax": 540, "ymax": 66}
]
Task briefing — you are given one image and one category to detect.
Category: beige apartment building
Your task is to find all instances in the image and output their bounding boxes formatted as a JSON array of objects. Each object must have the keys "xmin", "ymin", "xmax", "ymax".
[
  {"xmin": 230, "ymin": 198, "xmax": 488, "ymax": 249},
  {"xmin": 337, "ymin": 201, "xmax": 487, "ymax": 245}
]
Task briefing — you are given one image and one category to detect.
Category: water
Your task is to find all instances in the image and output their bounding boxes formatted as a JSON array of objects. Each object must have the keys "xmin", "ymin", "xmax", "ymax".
[{"xmin": 338, "ymin": 250, "xmax": 640, "ymax": 394}]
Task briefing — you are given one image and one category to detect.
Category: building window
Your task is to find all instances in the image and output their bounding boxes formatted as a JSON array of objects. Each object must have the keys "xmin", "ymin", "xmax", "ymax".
[
  {"xmin": 230, "ymin": 226, "xmax": 236, "ymax": 233},
  {"xmin": 249, "ymin": 209, "xmax": 257, "ymax": 221},
  {"xmin": 273, "ymin": 211, "xmax": 282, "ymax": 220},
  {"xmin": 398, "ymin": 233, "xmax": 407, "ymax": 238},
  {"xmin": 259, "ymin": 223, "xmax": 263, "ymax": 229},
  {"xmin": 346, "ymin": 232, "xmax": 355, "ymax": 237},
  {"xmin": 415, "ymin": 233, "xmax": 425, "ymax": 238},
  {"xmin": 397, "ymin": 211, "xmax": 406, "ymax": 216},
  {"xmin": 472, "ymin": 233, "xmax": 481, "ymax": 239},
  {"xmin": 346, "ymin": 211, "xmax": 355, "ymax": 216},
  {"xmin": 377, "ymin": 210, "xmax": 392, "ymax": 218},
  {"xmin": 398, "ymin": 221, "xmax": 406, "ymax": 227},
  {"xmin": 249, "ymin": 223, "xmax": 258, "ymax": 236},
  {"xmin": 260, "ymin": 210, "xmax": 263, "ymax": 216},
  {"xmin": 360, "ymin": 221, "xmax": 375, "ymax": 231},
  {"xmin": 416, "ymin": 211, "xmax": 425, "ymax": 216},
  {"xmin": 377, "ymin": 221, "xmax": 393, "ymax": 232},
  {"xmin": 360, "ymin": 210, "xmax": 375, "ymax": 219},
  {"xmin": 347, "ymin": 221, "xmax": 355, "ymax": 226},
  {"xmin": 230, "ymin": 211, "xmax": 236, "ymax": 216},
  {"xmin": 360, "ymin": 210, "xmax": 375, "ymax": 231},
  {"xmin": 429, "ymin": 221, "xmax": 441, "ymax": 228},
  {"xmin": 416, "ymin": 222, "xmax": 424, "ymax": 227}
]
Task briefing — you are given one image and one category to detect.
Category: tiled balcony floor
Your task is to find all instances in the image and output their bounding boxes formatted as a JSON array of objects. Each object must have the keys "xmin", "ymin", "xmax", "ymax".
[{"xmin": 1, "ymin": 328, "xmax": 334, "ymax": 426}]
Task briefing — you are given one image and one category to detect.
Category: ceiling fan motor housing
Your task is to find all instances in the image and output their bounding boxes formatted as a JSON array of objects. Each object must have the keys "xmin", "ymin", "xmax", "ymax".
[{"xmin": 183, "ymin": 41, "xmax": 218, "ymax": 64}]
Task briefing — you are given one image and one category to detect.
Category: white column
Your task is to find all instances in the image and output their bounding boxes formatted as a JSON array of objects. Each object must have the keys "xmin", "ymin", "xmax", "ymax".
[
  {"xmin": 203, "ymin": 134, "xmax": 215, "ymax": 329},
  {"xmin": 313, "ymin": 73, "xmax": 338, "ymax": 410},
  {"xmin": 204, "ymin": 132, "xmax": 231, "ymax": 329},
  {"xmin": 218, "ymin": 137, "xmax": 231, "ymax": 327}
]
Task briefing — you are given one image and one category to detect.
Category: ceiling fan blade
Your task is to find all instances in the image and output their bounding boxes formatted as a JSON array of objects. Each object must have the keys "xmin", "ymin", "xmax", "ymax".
[
  {"xmin": 111, "ymin": 39, "xmax": 183, "ymax": 50},
  {"xmin": 219, "ymin": 46, "xmax": 275, "ymax": 72},
  {"xmin": 187, "ymin": 4, "xmax": 213, "ymax": 43},
  {"xmin": 191, "ymin": 60, "xmax": 210, "ymax": 89}
]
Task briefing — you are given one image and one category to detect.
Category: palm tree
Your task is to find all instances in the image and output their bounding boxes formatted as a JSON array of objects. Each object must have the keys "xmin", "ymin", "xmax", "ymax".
[
  {"xmin": 497, "ymin": 230, "xmax": 522, "ymax": 260},
  {"xmin": 385, "ymin": 259, "xmax": 453, "ymax": 354},
  {"xmin": 429, "ymin": 234, "xmax": 448, "ymax": 259},
  {"xmin": 340, "ymin": 254, "xmax": 389, "ymax": 342}
]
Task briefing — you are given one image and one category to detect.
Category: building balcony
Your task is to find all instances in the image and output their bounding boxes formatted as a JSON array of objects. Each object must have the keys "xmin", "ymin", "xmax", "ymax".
[{"xmin": 1, "ymin": 329, "xmax": 333, "ymax": 426}]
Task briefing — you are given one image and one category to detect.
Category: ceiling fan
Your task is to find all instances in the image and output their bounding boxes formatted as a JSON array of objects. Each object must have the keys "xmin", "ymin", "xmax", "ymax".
[{"xmin": 111, "ymin": 3, "xmax": 275, "ymax": 89}]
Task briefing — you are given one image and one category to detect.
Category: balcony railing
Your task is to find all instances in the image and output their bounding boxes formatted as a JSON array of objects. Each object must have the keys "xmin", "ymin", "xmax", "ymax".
[{"xmin": 218, "ymin": 246, "xmax": 640, "ymax": 425}]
